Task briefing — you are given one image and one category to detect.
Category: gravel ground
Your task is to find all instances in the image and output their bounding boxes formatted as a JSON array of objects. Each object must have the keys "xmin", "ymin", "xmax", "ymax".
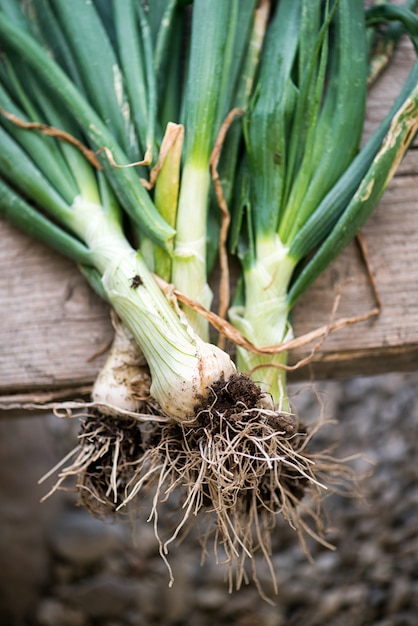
[{"xmin": 1, "ymin": 372, "xmax": 418, "ymax": 626}]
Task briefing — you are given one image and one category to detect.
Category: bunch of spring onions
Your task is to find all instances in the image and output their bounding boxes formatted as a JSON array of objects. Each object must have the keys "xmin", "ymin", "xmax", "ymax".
[{"xmin": 1, "ymin": 0, "xmax": 418, "ymax": 592}]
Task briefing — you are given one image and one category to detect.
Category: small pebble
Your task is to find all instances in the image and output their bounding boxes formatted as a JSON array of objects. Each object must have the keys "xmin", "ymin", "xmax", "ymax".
[{"xmin": 50, "ymin": 510, "xmax": 125, "ymax": 566}]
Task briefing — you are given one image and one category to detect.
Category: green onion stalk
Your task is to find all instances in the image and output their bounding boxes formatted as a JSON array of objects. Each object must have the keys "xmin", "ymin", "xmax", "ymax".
[
  {"xmin": 167, "ymin": 0, "xmax": 262, "ymax": 339},
  {"xmin": 366, "ymin": 0, "xmax": 418, "ymax": 84},
  {"xmin": 229, "ymin": 0, "xmax": 418, "ymax": 413}
]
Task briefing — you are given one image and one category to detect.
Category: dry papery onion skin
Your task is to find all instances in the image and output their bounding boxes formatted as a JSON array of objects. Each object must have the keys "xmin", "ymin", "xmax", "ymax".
[{"xmin": 47, "ymin": 374, "xmax": 353, "ymax": 594}]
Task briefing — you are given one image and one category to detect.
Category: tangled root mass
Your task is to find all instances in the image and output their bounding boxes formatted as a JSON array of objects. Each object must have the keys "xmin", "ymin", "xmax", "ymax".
[{"xmin": 46, "ymin": 374, "xmax": 352, "ymax": 593}]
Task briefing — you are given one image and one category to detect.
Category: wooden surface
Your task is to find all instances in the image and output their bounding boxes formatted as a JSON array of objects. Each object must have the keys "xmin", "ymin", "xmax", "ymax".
[{"xmin": 1, "ymin": 38, "xmax": 418, "ymax": 407}]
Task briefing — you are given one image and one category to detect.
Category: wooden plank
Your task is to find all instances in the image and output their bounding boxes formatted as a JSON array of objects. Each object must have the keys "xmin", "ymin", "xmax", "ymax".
[
  {"xmin": 291, "ymin": 35, "xmax": 418, "ymax": 379},
  {"xmin": 0, "ymin": 220, "xmax": 113, "ymax": 398},
  {"xmin": 291, "ymin": 173, "xmax": 418, "ymax": 380},
  {"xmin": 1, "ymin": 37, "xmax": 418, "ymax": 405}
]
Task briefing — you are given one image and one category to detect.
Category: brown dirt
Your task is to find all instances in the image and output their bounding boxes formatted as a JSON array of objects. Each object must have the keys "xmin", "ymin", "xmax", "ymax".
[{"xmin": 75, "ymin": 412, "xmax": 145, "ymax": 516}]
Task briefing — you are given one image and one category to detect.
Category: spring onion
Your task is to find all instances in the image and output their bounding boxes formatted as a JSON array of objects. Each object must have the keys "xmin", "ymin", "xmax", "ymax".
[{"xmin": 229, "ymin": 0, "xmax": 418, "ymax": 413}]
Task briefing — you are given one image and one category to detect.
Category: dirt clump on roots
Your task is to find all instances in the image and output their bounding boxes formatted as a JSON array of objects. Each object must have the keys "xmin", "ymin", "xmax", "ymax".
[
  {"xmin": 194, "ymin": 374, "xmax": 310, "ymax": 504},
  {"xmin": 42, "ymin": 411, "xmax": 149, "ymax": 519},
  {"xmin": 75, "ymin": 412, "xmax": 145, "ymax": 516},
  {"xmin": 118, "ymin": 374, "xmax": 348, "ymax": 592},
  {"xmin": 44, "ymin": 374, "xmax": 352, "ymax": 594}
]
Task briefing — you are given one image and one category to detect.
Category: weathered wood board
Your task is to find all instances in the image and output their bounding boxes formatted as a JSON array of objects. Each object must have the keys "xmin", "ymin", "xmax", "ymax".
[{"xmin": 1, "ymin": 37, "xmax": 418, "ymax": 407}]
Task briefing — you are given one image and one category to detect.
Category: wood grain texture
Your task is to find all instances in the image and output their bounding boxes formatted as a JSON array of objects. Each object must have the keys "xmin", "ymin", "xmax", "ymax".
[{"xmin": 1, "ymin": 37, "xmax": 417, "ymax": 404}]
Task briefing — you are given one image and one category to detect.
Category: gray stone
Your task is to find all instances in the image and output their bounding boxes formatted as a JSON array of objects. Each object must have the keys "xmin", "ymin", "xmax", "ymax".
[
  {"xmin": 314, "ymin": 588, "xmax": 347, "ymax": 620},
  {"xmin": 387, "ymin": 576, "xmax": 414, "ymax": 613},
  {"xmin": 59, "ymin": 573, "xmax": 142, "ymax": 619},
  {"xmin": 195, "ymin": 588, "xmax": 227, "ymax": 611},
  {"xmin": 50, "ymin": 509, "xmax": 125, "ymax": 565},
  {"xmin": 36, "ymin": 598, "xmax": 86, "ymax": 626},
  {"xmin": 160, "ymin": 552, "xmax": 196, "ymax": 623}
]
